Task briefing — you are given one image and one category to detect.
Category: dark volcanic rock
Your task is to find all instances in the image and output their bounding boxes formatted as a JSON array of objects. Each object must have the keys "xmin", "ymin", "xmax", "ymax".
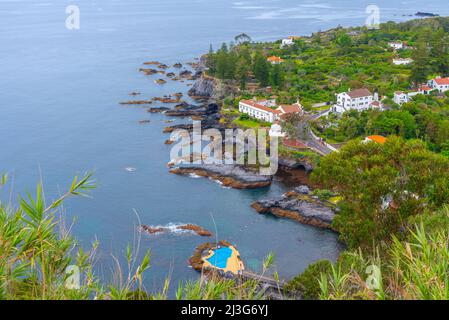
[
  {"xmin": 188, "ymin": 76, "xmax": 216, "ymax": 98},
  {"xmin": 170, "ymin": 164, "xmax": 272, "ymax": 189},
  {"xmin": 165, "ymin": 103, "xmax": 219, "ymax": 117},
  {"xmin": 415, "ymin": 12, "xmax": 439, "ymax": 17},
  {"xmin": 295, "ymin": 185, "xmax": 311, "ymax": 195},
  {"xmin": 148, "ymin": 107, "xmax": 170, "ymax": 113},
  {"xmin": 252, "ymin": 190, "xmax": 336, "ymax": 230},
  {"xmin": 278, "ymin": 158, "xmax": 314, "ymax": 172}
]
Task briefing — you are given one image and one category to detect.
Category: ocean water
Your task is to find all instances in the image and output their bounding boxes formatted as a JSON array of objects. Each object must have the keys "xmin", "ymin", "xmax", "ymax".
[{"xmin": 1, "ymin": 0, "xmax": 447, "ymax": 292}]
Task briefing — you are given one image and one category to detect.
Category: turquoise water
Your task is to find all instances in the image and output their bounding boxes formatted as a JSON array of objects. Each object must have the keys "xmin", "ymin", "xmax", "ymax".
[
  {"xmin": 1, "ymin": 0, "xmax": 447, "ymax": 292},
  {"xmin": 207, "ymin": 247, "xmax": 233, "ymax": 269}
]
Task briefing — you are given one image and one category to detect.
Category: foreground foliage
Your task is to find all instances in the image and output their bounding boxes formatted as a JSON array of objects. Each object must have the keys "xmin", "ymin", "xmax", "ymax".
[
  {"xmin": 0, "ymin": 174, "xmax": 273, "ymax": 300},
  {"xmin": 312, "ymin": 136, "xmax": 449, "ymax": 248}
]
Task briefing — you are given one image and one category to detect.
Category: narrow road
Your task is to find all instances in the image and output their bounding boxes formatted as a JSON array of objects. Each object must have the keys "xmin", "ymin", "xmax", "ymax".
[{"xmin": 296, "ymin": 112, "xmax": 335, "ymax": 156}]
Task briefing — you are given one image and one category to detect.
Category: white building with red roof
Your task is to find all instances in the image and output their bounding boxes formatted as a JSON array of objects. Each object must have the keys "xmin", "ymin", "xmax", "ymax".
[
  {"xmin": 408, "ymin": 84, "xmax": 433, "ymax": 98},
  {"xmin": 428, "ymin": 76, "xmax": 449, "ymax": 93},
  {"xmin": 238, "ymin": 99, "xmax": 303, "ymax": 123},
  {"xmin": 333, "ymin": 88, "xmax": 381, "ymax": 113}
]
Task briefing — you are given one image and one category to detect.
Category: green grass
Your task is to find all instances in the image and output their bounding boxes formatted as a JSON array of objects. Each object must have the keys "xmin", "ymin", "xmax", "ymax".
[{"xmin": 232, "ymin": 118, "xmax": 271, "ymax": 129}]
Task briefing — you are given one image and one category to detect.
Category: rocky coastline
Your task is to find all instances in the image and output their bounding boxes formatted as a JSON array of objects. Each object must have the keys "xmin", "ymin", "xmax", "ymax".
[
  {"xmin": 170, "ymin": 164, "xmax": 273, "ymax": 189},
  {"xmin": 251, "ymin": 186, "xmax": 337, "ymax": 230}
]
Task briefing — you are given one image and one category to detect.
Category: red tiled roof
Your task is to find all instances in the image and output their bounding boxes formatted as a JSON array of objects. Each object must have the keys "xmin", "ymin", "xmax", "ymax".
[
  {"xmin": 240, "ymin": 100, "xmax": 280, "ymax": 114},
  {"xmin": 278, "ymin": 104, "xmax": 302, "ymax": 114},
  {"xmin": 367, "ymin": 135, "xmax": 387, "ymax": 144},
  {"xmin": 347, "ymin": 88, "xmax": 372, "ymax": 99},
  {"xmin": 267, "ymin": 56, "xmax": 284, "ymax": 63},
  {"xmin": 419, "ymin": 85, "xmax": 432, "ymax": 92},
  {"xmin": 434, "ymin": 77, "xmax": 449, "ymax": 85}
]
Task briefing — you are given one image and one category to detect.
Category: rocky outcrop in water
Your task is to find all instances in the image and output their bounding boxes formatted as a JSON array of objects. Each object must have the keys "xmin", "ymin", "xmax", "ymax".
[
  {"xmin": 120, "ymin": 100, "xmax": 153, "ymax": 105},
  {"xmin": 251, "ymin": 189, "xmax": 336, "ymax": 230},
  {"xmin": 148, "ymin": 107, "xmax": 170, "ymax": 113},
  {"xmin": 170, "ymin": 164, "xmax": 272, "ymax": 189},
  {"xmin": 140, "ymin": 223, "xmax": 212, "ymax": 237}
]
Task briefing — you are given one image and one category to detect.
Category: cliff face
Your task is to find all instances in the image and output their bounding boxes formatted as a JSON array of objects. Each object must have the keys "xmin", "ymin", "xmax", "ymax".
[
  {"xmin": 188, "ymin": 75, "xmax": 216, "ymax": 98},
  {"xmin": 188, "ymin": 75, "xmax": 238, "ymax": 100}
]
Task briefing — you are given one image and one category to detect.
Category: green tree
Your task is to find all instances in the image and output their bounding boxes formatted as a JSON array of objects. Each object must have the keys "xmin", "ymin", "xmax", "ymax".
[
  {"xmin": 410, "ymin": 34, "xmax": 430, "ymax": 84},
  {"xmin": 312, "ymin": 137, "xmax": 449, "ymax": 248},
  {"xmin": 253, "ymin": 51, "xmax": 270, "ymax": 86},
  {"xmin": 430, "ymin": 28, "xmax": 449, "ymax": 75}
]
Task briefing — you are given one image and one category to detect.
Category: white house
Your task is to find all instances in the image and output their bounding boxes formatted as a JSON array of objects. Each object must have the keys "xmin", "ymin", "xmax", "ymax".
[
  {"xmin": 333, "ymin": 88, "xmax": 380, "ymax": 113},
  {"xmin": 393, "ymin": 58, "xmax": 413, "ymax": 65},
  {"xmin": 428, "ymin": 76, "xmax": 449, "ymax": 93},
  {"xmin": 393, "ymin": 91, "xmax": 409, "ymax": 105},
  {"xmin": 388, "ymin": 41, "xmax": 404, "ymax": 50},
  {"xmin": 239, "ymin": 99, "xmax": 303, "ymax": 123}
]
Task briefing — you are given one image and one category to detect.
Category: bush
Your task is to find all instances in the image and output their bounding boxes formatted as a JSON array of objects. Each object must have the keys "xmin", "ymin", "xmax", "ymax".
[{"xmin": 285, "ymin": 260, "xmax": 332, "ymax": 299}]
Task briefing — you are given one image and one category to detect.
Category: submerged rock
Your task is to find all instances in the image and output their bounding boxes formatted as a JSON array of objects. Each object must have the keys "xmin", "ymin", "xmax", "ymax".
[
  {"xmin": 251, "ymin": 190, "xmax": 336, "ymax": 230},
  {"xmin": 170, "ymin": 164, "xmax": 272, "ymax": 189}
]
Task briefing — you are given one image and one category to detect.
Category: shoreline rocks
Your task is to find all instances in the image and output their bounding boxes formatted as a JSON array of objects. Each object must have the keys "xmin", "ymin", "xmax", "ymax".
[
  {"xmin": 251, "ymin": 189, "xmax": 336, "ymax": 230},
  {"xmin": 140, "ymin": 223, "xmax": 213, "ymax": 237},
  {"xmin": 170, "ymin": 164, "xmax": 272, "ymax": 189},
  {"xmin": 120, "ymin": 100, "xmax": 153, "ymax": 105},
  {"xmin": 148, "ymin": 107, "xmax": 170, "ymax": 113},
  {"xmin": 155, "ymin": 79, "xmax": 167, "ymax": 84}
]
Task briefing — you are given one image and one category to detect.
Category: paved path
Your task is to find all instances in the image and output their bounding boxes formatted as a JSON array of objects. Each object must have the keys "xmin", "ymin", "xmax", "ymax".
[{"xmin": 295, "ymin": 113, "xmax": 336, "ymax": 156}]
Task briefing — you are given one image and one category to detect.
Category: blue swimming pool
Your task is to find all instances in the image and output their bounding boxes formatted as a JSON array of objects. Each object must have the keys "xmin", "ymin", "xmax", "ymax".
[{"xmin": 207, "ymin": 247, "xmax": 232, "ymax": 269}]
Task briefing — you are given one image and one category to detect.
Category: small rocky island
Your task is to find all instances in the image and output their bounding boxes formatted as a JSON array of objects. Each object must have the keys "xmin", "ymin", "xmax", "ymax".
[
  {"xmin": 251, "ymin": 186, "xmax": 337, "ymax": 230},
  {"xmin": 140, "ymin": 223, "xmax": 213, "ymax": 237}
]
